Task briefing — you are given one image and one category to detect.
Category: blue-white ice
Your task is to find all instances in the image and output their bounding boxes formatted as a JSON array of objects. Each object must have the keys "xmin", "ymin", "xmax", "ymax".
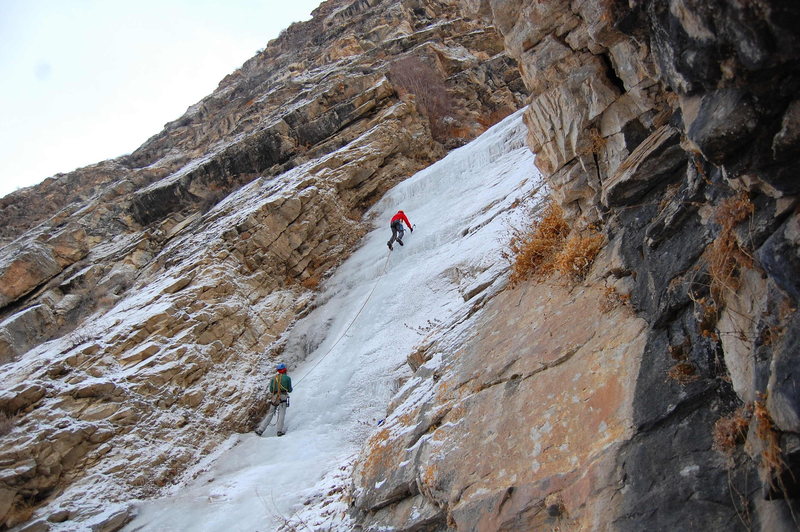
[{"xmin": 125, "ymin": 109, "xmax": 542, "ymax": 531}]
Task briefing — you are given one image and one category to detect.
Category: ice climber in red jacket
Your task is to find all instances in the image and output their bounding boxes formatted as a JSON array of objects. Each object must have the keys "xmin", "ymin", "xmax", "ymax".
[{"xmin": 387, "ymin": 210, "xmax": 413, "ymax": 250}]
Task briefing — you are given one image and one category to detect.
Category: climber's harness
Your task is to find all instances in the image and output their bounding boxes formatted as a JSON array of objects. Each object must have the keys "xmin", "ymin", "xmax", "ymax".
[{"xmin": 270, "ymin": 374, "xmax": 290, "ymax": 407}]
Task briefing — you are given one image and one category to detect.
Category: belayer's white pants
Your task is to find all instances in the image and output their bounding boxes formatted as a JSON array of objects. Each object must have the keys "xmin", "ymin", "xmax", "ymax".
[{"xmin": 257, "ymin": 400, "xmax": 287, "ymax": 434}]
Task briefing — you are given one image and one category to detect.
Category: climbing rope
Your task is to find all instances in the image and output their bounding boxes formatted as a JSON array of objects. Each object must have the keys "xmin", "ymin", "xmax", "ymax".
[{"xmin": 293, "ymin": 249, "xmax": 393, "ymax": 386}]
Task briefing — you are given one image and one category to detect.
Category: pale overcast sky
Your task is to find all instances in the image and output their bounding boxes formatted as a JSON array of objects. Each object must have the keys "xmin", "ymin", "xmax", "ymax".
[{"xmin": 0, "ymin": 0, "xmax": 323, "ymax": 198}]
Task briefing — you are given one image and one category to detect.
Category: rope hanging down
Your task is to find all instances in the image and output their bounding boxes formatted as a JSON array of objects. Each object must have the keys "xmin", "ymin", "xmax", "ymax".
[{"xmin": 294, "ymin": 250, "xmax": 392, "ymax": 386}]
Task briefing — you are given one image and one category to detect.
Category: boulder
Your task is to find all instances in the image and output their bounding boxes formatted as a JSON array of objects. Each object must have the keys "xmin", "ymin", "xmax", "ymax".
[
  {"xmin": 772, "ymin": 99, "xmax": 800, "ymax": 162},
  {"xmin": 0, "ymin": 306, "xmax": 55, "ymax": 364},
  {"xmin": 601, "ymin": 126, "xmax": 686, "ymax": 208},
  {"xmin": 684, "ymin": 89, "xmax": 759, "ymax": 166},
  {"xmin": 0, "ymin": 383, "xmax": 46, "ymax": 414},
  {"xmin": 0, "ymin": 243, "xmax": 62, "ymax": 308},
  {"xmin": 46, "ymin": 224, "xmax": 90, "ymax": 268}
]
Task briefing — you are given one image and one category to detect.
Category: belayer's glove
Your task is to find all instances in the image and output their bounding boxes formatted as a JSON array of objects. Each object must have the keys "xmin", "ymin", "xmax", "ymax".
[{"xmin": 410, "ymin": 227, "xmax": 414, "ymax": 233}]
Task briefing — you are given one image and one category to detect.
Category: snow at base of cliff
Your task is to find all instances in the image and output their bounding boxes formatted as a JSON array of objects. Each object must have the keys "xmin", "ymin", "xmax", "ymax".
[{"xmin": 125, "ymin": 109, "xmax": 543, "ymax": 531}]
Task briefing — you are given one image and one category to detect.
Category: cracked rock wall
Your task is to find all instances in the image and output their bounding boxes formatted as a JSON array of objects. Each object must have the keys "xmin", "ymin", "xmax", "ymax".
[
  {"xmin": 351, "ymin": 0, "xmax": 800, "ymax": 530},
  {"xmin": 0, "ymin": 1, "xmax": 528, "ymax": 529},
  {"xmin": 352, "ymin": 256, "xmax": 648, "ymax": 530}
]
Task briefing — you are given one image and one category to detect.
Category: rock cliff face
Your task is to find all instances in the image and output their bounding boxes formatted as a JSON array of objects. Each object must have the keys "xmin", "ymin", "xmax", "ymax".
[
  {"xmin": 350, "ymin": 0, "xmax": 800, "ymax": 530},
  {"xmin": 2, "ymin": 0, "xmax": 799, "ymax": 530},
  {"xmin": 0, "ymin": 1, "xmax": 526, "ymax": 529}
]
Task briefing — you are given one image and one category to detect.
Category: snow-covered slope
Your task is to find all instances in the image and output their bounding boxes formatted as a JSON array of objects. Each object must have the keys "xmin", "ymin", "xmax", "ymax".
[{"xmin": 125, "ymin": 110, "xmax": 543, "ymax": 531}]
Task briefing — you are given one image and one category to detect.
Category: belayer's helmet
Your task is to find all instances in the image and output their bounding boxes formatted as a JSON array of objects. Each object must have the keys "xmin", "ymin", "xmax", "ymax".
[{"xmin": 276, "ymin": 363, "xmax": 286, "ymax": 371}]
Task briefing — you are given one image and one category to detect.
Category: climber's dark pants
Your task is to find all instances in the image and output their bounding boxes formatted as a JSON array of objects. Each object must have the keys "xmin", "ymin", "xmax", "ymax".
[{"xmin": 388, "ymin": 220, "xmax": 405, "ymax": 246}]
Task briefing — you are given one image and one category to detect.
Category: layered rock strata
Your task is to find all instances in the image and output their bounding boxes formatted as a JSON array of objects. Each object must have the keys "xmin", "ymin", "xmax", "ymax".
[
  {"xmin": 351, "ymin": 0, "xmax": 800, "ymax": 530},
  {"xmin": 352, "ymin": 252, "xmax": 648, "ymax": 529},
  {"xmin": 0, "ymin": 0, "xmax": 527, "ymax": 529}
]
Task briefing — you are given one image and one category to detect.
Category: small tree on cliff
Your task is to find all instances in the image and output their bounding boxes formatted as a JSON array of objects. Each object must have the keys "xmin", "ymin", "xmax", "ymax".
[{"xmin": 388, "ymin": 56, "xmax": 453, "ymax": 142}]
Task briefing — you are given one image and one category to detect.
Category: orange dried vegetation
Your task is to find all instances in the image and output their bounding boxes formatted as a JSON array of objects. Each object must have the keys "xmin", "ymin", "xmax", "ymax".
[
  {"xmin": 509, "ymin": 202, "xmax": 570, "ymax": 284},
  {"xmin": 712, "ymin": 404, "xmax": 752, "ymax": 457},
  {"xmin": 508, "ymin": 201, "xmax": 604, "ymax": 285},
  {"xmin": 554, "ymin": 230, "xmax": 604, "ymax": 280},
  {"xmin": 707, "ymin": 193, "xmax": 755, "ymax": 304},
  {"xmin": 300, "ymin": 272, "xmax": 321, "ymax": 290},
  {"xmin": 754, "ymin": 398, "xmax": 783, "ymax": 481},
  {"xmin": 667, "ymin": 361, "xmax": 700, "ymax": 384}
]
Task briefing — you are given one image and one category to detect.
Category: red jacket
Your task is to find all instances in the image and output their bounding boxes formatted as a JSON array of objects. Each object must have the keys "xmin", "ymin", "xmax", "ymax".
[{"xmin": 391, "ymin": 211, "xmax": 412, "ymax": 228}]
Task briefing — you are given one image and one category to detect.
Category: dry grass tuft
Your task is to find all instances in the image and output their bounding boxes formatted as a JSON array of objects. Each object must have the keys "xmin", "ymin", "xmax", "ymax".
[
  {"xmin": 508, "ymin": 202, "xmax": 570, "ymax": 284},
  {"xmin": 554, "ymin": 230, "xmax": 605, "ymax": 280},
  {"xmin": 588, "ymin": 127, "xmax": 607, "ymax": 154},
  {"xmin": 707, "ymin": 193, "xmax": 755, "ymax": 304},
  {"xmin": 508, "ymin": 201, "xmax": 604, "ymax": 286},
  {"xmin": 667, "ymin": 362, "xmax": 700, "ymax": 384},
  {"xmin": 715, "ymin": 193, "xmax": 755, "ymax": 231},
  {"xmin": 754, "ymin": 397, "xmax": 784, "ymax": 482},
  {"xmin": 751, "ymin": 397, "xmax": 800, "ymax": 526},
  {"xmin": 713, "ymin": 404, "xmax": 753, "ymax": 457},
  {"xmin": 600, "ymin": 286, "xmax": 631, "ymax": 313},
  {"xmin": 666, "ymin": 338, "xmax": 701, "ymax": 384},
  {"xmin": 300, "ymin": 271, "xmax": 321, "ymax": 290}
]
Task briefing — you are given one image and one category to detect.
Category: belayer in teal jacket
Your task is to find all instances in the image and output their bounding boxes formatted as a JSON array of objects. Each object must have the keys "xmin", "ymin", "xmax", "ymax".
[
  {"xmin": 255, "ymin": 363, "xmax": 292, "ymax": 437},
  {"xmin": 270, "ymin": 372, "xmax": 292, "ymax": 395}
]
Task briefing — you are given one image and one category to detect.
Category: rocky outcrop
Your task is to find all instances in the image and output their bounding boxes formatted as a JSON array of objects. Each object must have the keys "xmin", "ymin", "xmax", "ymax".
[
  {"xmin": 4, "ymin": 0, "xmax": 798, "ymax": 529},
  {"xmin": 0, "ymin": 0, "xmax": 527, "ymax": 529},
  {"xmin": 352, "ymin": 252, "xmax": 648, "ymax": 530},
  {"xmin": 351, "ymin": 0, "xmax": 800, "ymax": 530}
]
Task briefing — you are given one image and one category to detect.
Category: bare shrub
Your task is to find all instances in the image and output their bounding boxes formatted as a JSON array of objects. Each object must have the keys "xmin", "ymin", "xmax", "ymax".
[
  {"xmin": 554, "ymin": 230, "xmax": 604, "ymax": 280},
  {"xmin": 508, "ymin": 202, "xmax": 570, "ymax": 285},
  {"xmin": 707, "ymin": 192, "xmax": 755, "ymax": 304},
  {"xmin": 0, "ymin": 411, "xmax": 13, "ymax": 436},
  {"xmin": 477, "ymin": 107, "xmax": 514, "ymax": 130},
  {"xmin": 389, "ymin": 56, "xmax": 453, "ymax": 142},
  {"xmin": 508, "ymin": 200, "xmax": 604, "ymax": 285},
  {"xmin": 600, "ymin": 286, "xmax": 631, "ymax": 313},
  {"xmin": 713, "ymin": 405, "xmax": 753, "ymax": 457}
]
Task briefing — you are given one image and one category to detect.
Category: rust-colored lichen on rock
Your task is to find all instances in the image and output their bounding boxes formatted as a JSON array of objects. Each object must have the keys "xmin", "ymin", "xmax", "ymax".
[{"xmin": 360, "ymin": 427, "xmax": 393, "ymax": 474}]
